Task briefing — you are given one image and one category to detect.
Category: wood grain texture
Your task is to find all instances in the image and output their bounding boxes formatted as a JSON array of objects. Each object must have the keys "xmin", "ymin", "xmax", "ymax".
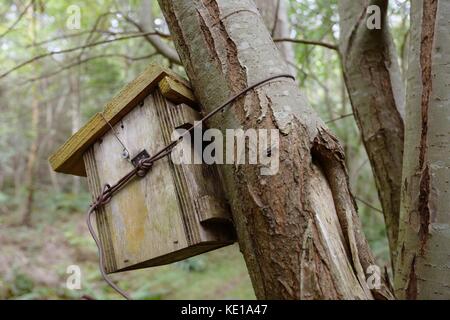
[
  {"xmin": 153, "ymin": 94, "xmax": 233, "ymax": 225},
  {"xmin": 84, "ymin": 90, "xmax": 234, "ymax": 273},
  {"xmin": 158, "ymin": 75, "xmax": 199, "ymax": 110},
  {"xmin": 84, "ymin": 147, "xmax": 117, "ymax": 272},
  {"xmin": 49, "ymin": 64, "xmax": 195, "ymax": 177}
]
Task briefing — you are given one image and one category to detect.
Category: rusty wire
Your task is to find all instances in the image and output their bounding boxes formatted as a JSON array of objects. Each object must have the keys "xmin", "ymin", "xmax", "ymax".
[{"xmin": 99, "ymin": 112, "xmax": 131, "ymax": 160}]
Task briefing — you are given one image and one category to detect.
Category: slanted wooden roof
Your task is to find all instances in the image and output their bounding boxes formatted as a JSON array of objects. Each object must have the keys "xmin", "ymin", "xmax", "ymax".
[{"xmin": 49, "ymin": 64, "xmax": 197, "ymax": 177}]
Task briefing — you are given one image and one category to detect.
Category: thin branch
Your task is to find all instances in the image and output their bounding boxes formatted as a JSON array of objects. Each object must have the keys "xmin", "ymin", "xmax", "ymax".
[
  {"xmin": 273, "ymin": 37, "xmax": 338, "ymax": 51},
  {"xmin": 20, "ymin": 53, "xmax": 156, "ymax": 84},
  {"xmin": 26, "ymin": 29, "xmax": 160, "ymax": 48},
  {"xmin": 271, "ymin": 0, "xmax": 281, "ymax": 37},
  {"xmin": 118, "ymin": 14, "xmax": 171, "ymax": 39},
  {"xmin": 0, "ymin": 0, "xmax": 35, "ymax": 39},
  {"xmin": 325, "ymin": 113, "xmax": 354, "ymax": 124},
  {"xmin": 355, "ymin": 196, "xmax": 383, "ymax": 214},
  {"xmin": 354, "ymin": 158, "xmax": 369, "ymax": 177},
  {"xmin": 0, "ymin": 32, "xmax": 159, "ymax": 79},
  {"xmin": 77, "ymin": 11, "xmax": 123, "ymax": 61},
  {"xmin": 0, "ymin": 1, "xmax": 15, "ymax": 18},
  {"xmin": 122, "ymin": 11, "xmax": 181, "ymax": 65}
]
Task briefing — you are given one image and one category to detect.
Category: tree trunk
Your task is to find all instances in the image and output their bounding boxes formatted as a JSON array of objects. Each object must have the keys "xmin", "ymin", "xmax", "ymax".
[
  {"xmin": 21, "ymin": 94, "xmax": 39, "ymax": 227},
  {"xmin": 158, "ymin": 0, "xmax": 392, "ymax": 299},
  {"xmin": 338, "ymin": 0, "xmax": 405, "ymax": 266},
  {"xmin": 71, "ymin": 63, "xmax": 81, "ymax": 194},
  {"xmin": 394, "ymin": 0, "xmax": 450, "ymax": 299},
  {"xmin": 139, "ymin": 0, "xmax": 181, "ymax": 65},
  {"xmin": 21, "ymin": 2, "xmax": 40, "ymax": 227},
  {"xmin": 254, "ymin": 0, "xmax": 297, "ymax": 77}
]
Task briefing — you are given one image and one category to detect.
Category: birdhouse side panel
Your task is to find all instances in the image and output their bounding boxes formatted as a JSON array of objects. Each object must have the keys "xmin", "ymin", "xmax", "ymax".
[
  {"xmin": 153, "ymin": 92, "xmax": 236, "ymax": 244},
  {"xmin": 84, "ymin": 92, "xmax": 190, "ymax": 273},
  {"xmin": 162, "ymin": 99, "xmax": 232, "ymax": 223},
  {"xmin": 84, "ymin": 148, "xmax": 118, "ymax": 272}
]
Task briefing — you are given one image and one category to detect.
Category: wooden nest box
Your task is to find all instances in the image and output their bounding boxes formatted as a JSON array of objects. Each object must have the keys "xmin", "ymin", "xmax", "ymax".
[{"xmin": 49, "ymin": 64, "xmax": 236, "ymax": 273}]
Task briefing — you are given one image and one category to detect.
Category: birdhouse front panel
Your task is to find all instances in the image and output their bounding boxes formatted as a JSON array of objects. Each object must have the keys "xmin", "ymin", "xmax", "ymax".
[{"xmin": 49, "ymin": 65, "xmax": 236, "ymax": 274}]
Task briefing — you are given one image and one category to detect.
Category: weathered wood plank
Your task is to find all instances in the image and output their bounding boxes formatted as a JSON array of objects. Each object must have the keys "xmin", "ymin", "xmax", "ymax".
[
  {"xmin": 83, "ymin": 147, "xmax": 117, "ymax": 272},
  {"xmin": 153, "ymin": 92, "xmax": 235, "ymax": 241},
  {"xmin": 158, "ymin": 76, "xmax": 198, "ymax": 110},
  {"xmin": 89, "ymin": 90, "xmax": 234, "ymax": 272},
  {"xmin": 49, "ymin": 64, "xmax": 195, "ymax": 177},
  {"xmin": 92, "ymin": 92, "xmax": 190, "ymax": 272}
]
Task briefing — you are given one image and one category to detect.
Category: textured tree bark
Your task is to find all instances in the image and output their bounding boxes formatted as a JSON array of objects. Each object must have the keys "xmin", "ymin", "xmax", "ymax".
[
  {"xmin": 338, "ymin": 0, "xmax": 405, "ymax": 265},
  {"xmin": 394, "ymin": 0, "xmax": 450, "ymax": 299},
  {"xmin": 254, "ymin": 0, "xmax": 297, "ymax": 77},
  {"xmin": 158, "ymin": 0, "xmax": 393, "ymax": 299}
]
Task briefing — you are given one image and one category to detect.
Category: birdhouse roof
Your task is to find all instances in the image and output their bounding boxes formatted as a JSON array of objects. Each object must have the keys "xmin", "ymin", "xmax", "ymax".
[{"xmin": 49, "ymin": 64, "xmax": 197, "ymax": 177}]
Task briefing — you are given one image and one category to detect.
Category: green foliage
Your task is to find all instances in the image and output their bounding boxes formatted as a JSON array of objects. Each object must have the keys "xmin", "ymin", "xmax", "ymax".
[
  {"xmin": 63, "ymin": 228, "xmax": 92, "ymax": 247},
  {"xmin": 11, "ymin": 272, "xmax": 34, "ymax": 296},
  {"xmin": 45, "ymin": 192, "xmax": 91, "ymax": 214},
  {"xmin": 2, "ymin": 272, "xmax": 35, "ymax": 298},
  {"xmin": 0, "ymin": 191, "xmax": 8, "ymax": 204},
  {"xmin": 176, "ymin": 257, "xmax": 207, "ymax": 273},
  {"xmin": 131, "ymin": 283, "xmax": 164, "ymax": 300}
]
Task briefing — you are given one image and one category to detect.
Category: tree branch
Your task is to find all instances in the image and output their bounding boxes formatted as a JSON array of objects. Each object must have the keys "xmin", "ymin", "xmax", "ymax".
[
  {"xmin": 273, "ymin": 37, "xmax": 338, "ymax": 51},
  {"xmin": 26, "ymin": 29, "xmax": 170, "ymax": 48},
  {"xmin": 0, "ymin": 0, "xmax": 35, "ymax": 39},
  {"xmin": 125, "ymin": 0, "xmax": 181, "ymax": 65},
  {"xmin": 270, "ymin": 0, "xmax": 281, "ymax": 37},
  {"xmin": 0, "ymin": 32, "xmax": 159, "ymax": 79},
  {"xmin": 325, "ymin": 113, "xmax": 354, "ymax": 124},
  {"xmin": 355, "ymin": 196, "xmax": 383, "ymax": 214},
  {"xmin": 20, "ymin": 53, "xmax": 156, "ymax": 84}
]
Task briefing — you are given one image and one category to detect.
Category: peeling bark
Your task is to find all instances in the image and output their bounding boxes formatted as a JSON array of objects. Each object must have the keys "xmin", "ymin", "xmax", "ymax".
[
  {"xmin": 158, "ymin": 0, "xmax": 393, "ymax": 299},
  {"xmin": 395, "ymin": 0, "xmax": 450, "ymax": 299},
  {"xmin": 338, "ymin": 0, "xmax": 405, "ymax": 266}
]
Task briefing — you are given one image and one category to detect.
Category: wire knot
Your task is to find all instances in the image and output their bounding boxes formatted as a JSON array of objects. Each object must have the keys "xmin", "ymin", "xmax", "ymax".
[
  {"xmin": 136, "ymin": 158, "xmax": 153, "ymax": 177},
  {"xmin": 91, "ymin": 184, "xmax": 113, "ymax": 210}
]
